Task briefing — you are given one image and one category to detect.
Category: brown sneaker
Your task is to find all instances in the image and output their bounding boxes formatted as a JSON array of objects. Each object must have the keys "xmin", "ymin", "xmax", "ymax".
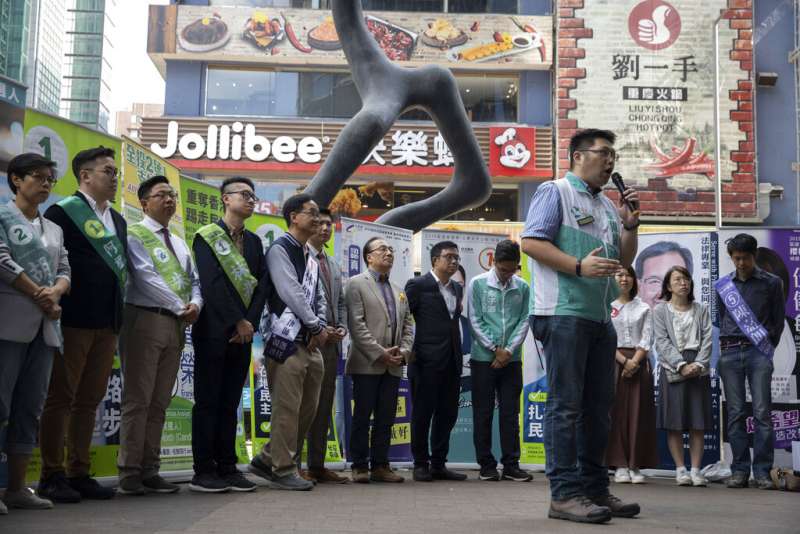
[
  {"xmin": 308, "ymin": 468, "xmax": 348, "ymax": 484},
  {"xmin": 351, "ymin": 468, "xmax": 370, "ymax": 484},
  {"xmin": 370, "ymin": 466, "xmax": 405, "ymax": 483},
  {"xmin": 548, "ymin": 496, "xmax": 612, "ymax": 524},
  {"xmin": 591, "ymin": 493, "xmax": 640, "ymax": 518}
]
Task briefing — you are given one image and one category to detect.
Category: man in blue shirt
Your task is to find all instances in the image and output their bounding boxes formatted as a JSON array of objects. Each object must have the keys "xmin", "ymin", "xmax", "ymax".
[
  {"xmin": 716, "ymin": 233, "xmax": 784, "ymax": 490},
  {"xmin": 521, "ymin": 129, "xmax": 640, "ymax": 524}
]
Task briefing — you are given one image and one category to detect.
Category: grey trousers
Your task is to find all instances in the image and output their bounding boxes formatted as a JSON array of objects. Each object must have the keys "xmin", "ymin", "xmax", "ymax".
[{"xmin": 0, "ymin": 327, "xmax": 54, "ymax": 455}]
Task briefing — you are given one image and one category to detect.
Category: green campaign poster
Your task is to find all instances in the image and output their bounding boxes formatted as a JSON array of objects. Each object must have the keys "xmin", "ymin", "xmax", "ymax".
[
  {"xmin": 179, "ymin": 176, "xmax": 224, "ymax": 247},
  {"xmin": 22, "ymin": 109, "xmax": 123, "ymax": 210}
]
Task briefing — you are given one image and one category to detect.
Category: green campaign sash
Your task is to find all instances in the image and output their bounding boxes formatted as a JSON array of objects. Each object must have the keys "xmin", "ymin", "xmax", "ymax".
[
  {"xmin": 58, "ymin": 196, "xmax": 127, "ymax": 289},
  {"xmin": 196, "ymin": 223, "xmax": 256, "ymax": 307},
  {"xmin": 0, "ymin": 204, "xmax": 54, "ymax": 286},
  {"xmin": 129, "ymin": 223, "xmax": 192, "ymax": 304}
]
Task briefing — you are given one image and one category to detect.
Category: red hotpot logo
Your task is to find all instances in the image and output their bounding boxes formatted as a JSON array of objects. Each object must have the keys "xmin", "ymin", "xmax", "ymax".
[{"xmin": 628, "ymin": 0, "xmax": 681, "ymax": 51}]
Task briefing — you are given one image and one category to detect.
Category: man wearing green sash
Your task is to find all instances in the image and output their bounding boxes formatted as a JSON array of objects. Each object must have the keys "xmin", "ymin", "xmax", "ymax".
[
  {"xmin": 190, "ymin": 177, "xmax": 269, "ymax": 493},
  {"xmin": 116, "ymin": 176, "xmax": 202, "ymax": 496},
  {"xmin": 39, "ymin": 146, "xmax": 126, "ymax": 503}
]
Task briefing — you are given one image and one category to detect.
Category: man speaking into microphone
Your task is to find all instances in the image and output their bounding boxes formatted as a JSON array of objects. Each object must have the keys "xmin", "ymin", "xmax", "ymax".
[{"xmin": 521, "ymin": 129, "xmax": 640, "ymax": 524}]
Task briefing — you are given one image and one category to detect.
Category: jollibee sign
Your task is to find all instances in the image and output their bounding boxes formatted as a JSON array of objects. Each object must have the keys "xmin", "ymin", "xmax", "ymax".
[{"xmin": 489, "ymin": 126, "xmax": 538, "ymax": 177}]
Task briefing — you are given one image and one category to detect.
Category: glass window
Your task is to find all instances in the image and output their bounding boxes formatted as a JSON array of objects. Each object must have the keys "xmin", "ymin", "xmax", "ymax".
[
  {"xmin": 71, "ymin": 34, "xmax": 103, "ymax": 55},
  {"xmin": 208, "ymin": 1, "xmax": 313, "ymax": 6},
  {"xmin": 448, "ymin": 0, "xmax": 518, "ymax": 14},
  {"xmin": 362, "ymin": 0, "xmax": 444, "ymax": 11},
  {"xmin": 400, "ymin": 75, "xmax": 517, "ymax": 122},
  {"xmin": 205, "ymin": 68, "xmax": 516, "ymax": 122},
  {"xmin": 206, "ymin": 68, "xmax": 299, "ymax": 116},
  {"xmin": 297, "ymin": 72, "xmax": 361, "ymax": 119}
]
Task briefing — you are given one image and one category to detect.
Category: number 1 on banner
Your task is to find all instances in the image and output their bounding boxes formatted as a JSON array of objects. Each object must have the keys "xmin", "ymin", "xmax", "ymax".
[{"xmin": 38, "ymin": 136, "xmax": 52, "ymax": 160}]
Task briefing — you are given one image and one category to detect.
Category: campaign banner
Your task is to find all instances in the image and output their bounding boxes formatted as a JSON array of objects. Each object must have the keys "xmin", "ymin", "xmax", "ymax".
[
  {"xmin": 636, "ymin": 232, "xmax": 721, "ymax": 469},
  {"xmin": 337, "ymin": 217, "xmax": 414, "ymax": 463},
  {"xmin": 519, "ymin": 257, "xmax": 546, "ymax": 467},
  {"xmin": 121, "ymin": 137, "xmax": 185, "ymax": 239},
  {"xmin": 420, "ymin": 229, "xmax": 508, "ymax": 465},
  {"xmin": 0, "ymin": 76, "xmax": 26, "ymax": 205},
  {"xmin": 21, "ymin": 109, "xmax": 123, "ymax": 211},
  {"xmin": 179, "ymin": 176, "xmax": 225, "ymax": 247},
  {"xmin": 718, "ymin": 229, "xmax": 800, "ymax": 469},
  {"xmin": 247, "ymin": 212, "xmax": 342, "ymax": 464}
]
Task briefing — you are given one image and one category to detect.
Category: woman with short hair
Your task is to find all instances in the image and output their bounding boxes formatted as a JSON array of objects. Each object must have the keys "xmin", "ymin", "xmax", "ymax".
[{"xmin": 0, "ymin": 153, "xmax": 70, "ymax": 513}]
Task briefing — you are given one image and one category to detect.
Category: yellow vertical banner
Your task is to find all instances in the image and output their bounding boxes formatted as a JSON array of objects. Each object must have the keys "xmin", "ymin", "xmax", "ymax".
[{"xmin": 121, "ymin": 136, "xmax": 185, "ymax": 238}]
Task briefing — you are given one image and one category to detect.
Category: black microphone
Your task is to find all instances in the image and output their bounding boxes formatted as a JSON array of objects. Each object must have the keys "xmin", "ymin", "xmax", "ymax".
[{"xmin": 611, "ymin": 172, "xmax": 638, "ymax": 213}]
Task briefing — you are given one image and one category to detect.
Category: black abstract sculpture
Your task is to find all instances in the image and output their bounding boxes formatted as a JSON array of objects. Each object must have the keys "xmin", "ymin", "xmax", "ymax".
[{"xmin": 303, "ymin": 0, "xmax": 492, "ymax": 233}]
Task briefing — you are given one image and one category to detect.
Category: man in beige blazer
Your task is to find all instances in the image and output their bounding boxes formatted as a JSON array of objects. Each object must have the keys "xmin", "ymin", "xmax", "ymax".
[{"xmin": 345, "ymin": 236, "xmax": 413, "ymax": 483}]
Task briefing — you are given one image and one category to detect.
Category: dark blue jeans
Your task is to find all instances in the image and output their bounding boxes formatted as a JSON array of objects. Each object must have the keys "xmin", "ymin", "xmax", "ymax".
[
  {"xmin": 531, "ymin": 315, "xmax": 616, "ymax": 501},
  {"xmin": 718, "ymin": 345, "xmax": 774, "ymax": 479}
]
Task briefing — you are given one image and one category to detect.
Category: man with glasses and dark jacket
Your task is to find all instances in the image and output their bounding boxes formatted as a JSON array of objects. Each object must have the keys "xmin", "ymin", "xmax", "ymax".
[
  {"xmin": 190, "ymin": 177, "xmax": 269, "ymax": 493},
  {"xmin": 38, "ymin": 146, "xmax": 126, "ymax": 503},
  {"xmin": 405, "ymin": 241, "xmax": 467, "ymax": 483}
]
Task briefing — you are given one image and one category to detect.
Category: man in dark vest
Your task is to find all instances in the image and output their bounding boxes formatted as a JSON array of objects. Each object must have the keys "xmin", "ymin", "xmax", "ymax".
[
  {"xmin": 249, "ymin": 193, "xmax": 328, "ymax": 491},
  {"xmin": 405, "ymin": 240, "xmax": 467, "ymax": 483},
  {"xmin": 190, "ymin": 176, "xmax": 269, "ymax": 493},
  {"xmin": 38, "ymin": 146, "xmax": 127, "ymax": 502}
]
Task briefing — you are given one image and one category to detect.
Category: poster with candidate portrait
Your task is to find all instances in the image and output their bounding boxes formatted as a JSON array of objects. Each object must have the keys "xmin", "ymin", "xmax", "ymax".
[
  {"xmin": 420, "ymin": 229, "xmax": 509, "ymax": 465},
  {"xmin": 634, "ymin": 232, "xmax": 721, "ymax": 470},
  {"xmin": 718, "ymin": 229, "xmax": 800, "ymax": 469}
]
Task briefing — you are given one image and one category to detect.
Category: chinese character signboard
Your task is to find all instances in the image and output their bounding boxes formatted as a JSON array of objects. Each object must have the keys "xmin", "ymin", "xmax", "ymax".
[
  {"xmin": 558, "ymin": 0, "xmax": 753, "ymax": 220},
  {"xmin": 121, "ymin": 137, "xmax": 186, "ymax": 239},
  {"xmin": 142, "ymin": 118, "xmax": 553, "ymax": 181},
  {"xmin": 180, "ymin": 176, "xmax": 224, "ymax": 246}
]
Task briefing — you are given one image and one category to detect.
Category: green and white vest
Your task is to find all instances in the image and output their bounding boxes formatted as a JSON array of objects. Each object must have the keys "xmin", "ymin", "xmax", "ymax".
[{"xmin": 530, "ymin": 172, "xmax": 621, "ymax": 322}]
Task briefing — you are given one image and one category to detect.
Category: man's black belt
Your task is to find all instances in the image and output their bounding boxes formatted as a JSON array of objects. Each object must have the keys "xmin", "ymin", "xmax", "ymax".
[
  {"xmin": 720, "ymin": 337, "xmax": 752, "ymax": 351},
  {"xmin": 134, "ymin": 305, "xmax": 180, "ymax": 320}
]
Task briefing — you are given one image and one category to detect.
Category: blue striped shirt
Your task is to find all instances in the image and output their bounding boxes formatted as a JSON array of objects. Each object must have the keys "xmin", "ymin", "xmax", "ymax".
[{"xmin": 520, "ymin": 181, "xmax": 562, "ymax": 242}]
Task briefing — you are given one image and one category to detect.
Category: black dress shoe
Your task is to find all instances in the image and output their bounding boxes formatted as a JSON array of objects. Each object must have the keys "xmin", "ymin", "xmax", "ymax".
[
  {"xmin": 431, "ymin": 467, "xmax": 467, "ymax": 481},
  {"xmin": 37, "ymin": 472, "xmax": 81, "ymax": 503},
  {"xmin": 67, "ymin": 475, "xmax": 116, "ymax": 500},
  {"xmin": 413, "ymin": 466, "xmax": 433, "ymax": 482}
]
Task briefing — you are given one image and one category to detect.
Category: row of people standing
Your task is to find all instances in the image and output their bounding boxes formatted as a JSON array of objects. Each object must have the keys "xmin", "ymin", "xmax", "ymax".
[
  {"xmin": 0, "ymin": 146, "xmax": 524, "ymax": 510},
  {"xmin": 607, "ymin": 239, "xmax": 783, "ymax": 491}
]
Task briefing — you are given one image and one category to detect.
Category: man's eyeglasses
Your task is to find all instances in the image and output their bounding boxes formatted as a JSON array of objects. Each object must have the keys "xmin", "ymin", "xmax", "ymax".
[
  {"xmin": 368, "ymin": 245, "xmax": 394, "ymax": 255},
  {"xmin": 28, "ymin": 172, "xmax": 57, "ymax": 186},
  {"xmin": 577, "ymin": 148, "xmax": 619, "ymax": 162},
  {"xmin": 437, "ymin": 253, "xmax": 461, "ymax": 263},
  {"xmin": 89, "ymin": 166, "xmax": 118, "ymax": 178},
  {"xmin": 297, "ymin": 209, "xmax": 321, "ymax": 218},
  {"xmin": 224, "ymin": 190, "xmax": 259, "ymax": 202},
  {"xmin": 148, "ymin": 191, "xmax": 178, "ymax": 201}
]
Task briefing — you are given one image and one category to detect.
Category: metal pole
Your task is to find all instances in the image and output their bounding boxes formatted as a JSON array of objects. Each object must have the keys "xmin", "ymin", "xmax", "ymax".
[{"xmin": 713, "ymin": 15, "xmax": 724, "ymax": 230}]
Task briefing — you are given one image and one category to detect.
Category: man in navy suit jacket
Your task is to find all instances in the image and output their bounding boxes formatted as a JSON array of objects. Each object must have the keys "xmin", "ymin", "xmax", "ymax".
[{"xmin": 405, "ymin": 241, "xmax": 467, "ymax": 482}]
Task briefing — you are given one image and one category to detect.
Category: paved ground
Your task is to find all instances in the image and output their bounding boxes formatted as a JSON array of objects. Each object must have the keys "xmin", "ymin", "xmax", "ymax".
[{"xmin": 2, "ymin": 470, "xmax": 798, "ymax": 533}]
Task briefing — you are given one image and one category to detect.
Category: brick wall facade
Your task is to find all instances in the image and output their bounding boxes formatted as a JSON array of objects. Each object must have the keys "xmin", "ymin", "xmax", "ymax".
[{"xmin": 556, "ymin": 0, "xmax": 757, "ymax": 220}]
